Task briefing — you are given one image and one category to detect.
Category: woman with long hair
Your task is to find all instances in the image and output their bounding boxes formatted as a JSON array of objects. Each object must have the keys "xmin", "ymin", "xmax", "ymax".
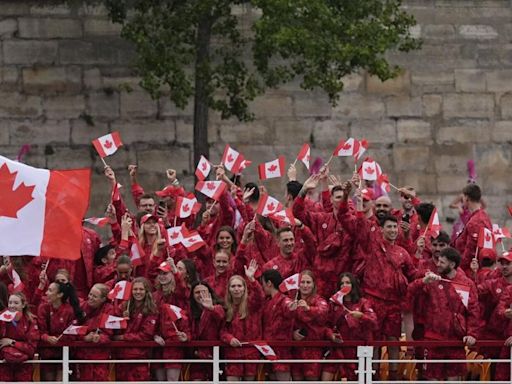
[
  {"xmin": 189, "ymin": 281, "xmax": 225, "ymax": 381},
  {"xmin": 291, "ymin": 270, "xmax": 329, "ymax": 381},
  {"xmin": 220, "ymin": 260, "xmax": 264, "ymax": 381},
  {"xmin": 37, "ymin": 281, "xmax": 84, "ymax": 382},
  {"xmin": 0, "ymin": 292, "xmax": 40, "ymax": 382},
  {"xmin": 73, "ymin": 283, "xmax": 113, "ymax": 382},
  {"xmin": 112, "ymin": 277, "xmax": 158, "ymax": 381},
  {"xmin": 204, "ymin": 248, "xmax": 232, "ymax": 299},
  {"xmin": 321, "ymin": 272, "xmax": 378, "ymax": 381}
]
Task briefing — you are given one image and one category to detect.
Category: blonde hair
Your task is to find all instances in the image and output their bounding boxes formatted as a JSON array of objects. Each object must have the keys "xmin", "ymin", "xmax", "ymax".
[
  {"xmin": 124, "ymin": 277, "xmax": 157, "ymax": 317},
  {"xmin": 138, "ymin": 219, "xmax": 163, "ymax": 256},
  {"xmin": 225, "ymin": 275, "xmax": 248, "ymax": 322},
  {"xmin": 92, "ymin": 283, "xmax": 109, "ymax": 300},
  {"xmin": 9, "ymin": 292, "xmax": 35, "ymax": 322}
]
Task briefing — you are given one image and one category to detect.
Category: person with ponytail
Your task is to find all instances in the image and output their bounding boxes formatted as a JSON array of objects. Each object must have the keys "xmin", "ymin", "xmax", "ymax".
[
  {"xmin": 37, "ymin": 281, "xmax": 84, "ymax": 382},
  {"xmin": 0, "ymin": 292, "xmax": 40, "ymax": 382},
  {"xmin": 112, "ymin": 277, "xmax": 158, "ymax": 381}
]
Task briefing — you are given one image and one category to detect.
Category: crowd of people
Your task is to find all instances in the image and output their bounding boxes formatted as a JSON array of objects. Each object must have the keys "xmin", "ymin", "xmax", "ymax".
[{"xmin": 0, "ymin": 160, "xmax": 511, "ymax": 382}]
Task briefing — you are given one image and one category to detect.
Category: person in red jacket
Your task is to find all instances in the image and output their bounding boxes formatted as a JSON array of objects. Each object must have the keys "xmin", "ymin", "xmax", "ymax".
[
  {"xmin": 38, "ymin": 281, "xmax": 84, "ymax": 382},
  {"xmin": 494, "ymin": 276, "xmax": 512, "ymax": 381},
  {"xmin": 261, "ymin": 269, "xmax": 297, "ymax": 381},
  {"xmin": 73, "ymin": 283, "xmax": 113, "ymax": 382},
  {"xmin": 0, "ymin": 292, "xmax": 40, "ymax": 382},
  {"xmin": 188, "ymin": 281, "xmax": 225, "ymax": 381},
  {"xmin": 407, "ymin": 247, "xmax": 480, "ymax": 381},
  {"xmin": 453, "ymin": 183, "xmax": 492, "ymax": 274},
  {"xmin": 92, "ymin": 244, "xmax": 117, "ymax": 284},
  {"xmin": 291, "ymin": 270, "xmax": 329, "ymax": 381},
  {"xmin": 322, "ymin": 272, "xmax": 378, "ymax": 381},
  {"xmin": 220, "ymin": 261, "xmax": 264, "ymax": 381},
  {"xmin": 205, "ymin": 248, "xmax": 232, "ymax": 299},
  {"xmin": 112, "ymin": 277, "xmax": 158, "ymax": 381}
]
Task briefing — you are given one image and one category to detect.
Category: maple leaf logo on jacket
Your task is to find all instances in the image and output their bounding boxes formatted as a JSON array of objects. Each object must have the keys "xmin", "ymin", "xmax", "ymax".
[{"xmin": 0, "ymin": 163, "xmax": 35, "ymax": 218}]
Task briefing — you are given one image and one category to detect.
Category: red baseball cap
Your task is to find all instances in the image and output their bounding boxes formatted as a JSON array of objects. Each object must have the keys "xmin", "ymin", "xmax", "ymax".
[
  {"xmin": 155, "ymin": 185, "xmax": 185, "ymax": 198},
  {"xmin": 499, "ymin": 250, "xmax": 512, "ymax": 263},
  {"xmin": 140, "ymin": 213, "xmax": 158, "ymax": 225},
  {"xmin": 478, "ymin": 248, "xmax": 497, "ymax": 261},
  {"xmin": 158, "ymin": 261, "xmax": 173, "ymax": 273}
]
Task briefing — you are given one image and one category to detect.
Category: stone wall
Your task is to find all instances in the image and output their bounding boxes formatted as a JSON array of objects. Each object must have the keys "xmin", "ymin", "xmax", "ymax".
[{"xmin": 0, "ymin": 1, "xmax": 511, "ymax": 230}]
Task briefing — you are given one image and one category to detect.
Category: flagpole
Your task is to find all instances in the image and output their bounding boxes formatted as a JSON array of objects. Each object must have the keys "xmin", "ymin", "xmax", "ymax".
[
  {"xmin": 173, "ymin": 216, "xmax": 177, "ymax": 227},
  {"xmin": 207, "ymin": 201, "xmax": 217, "ymax": 213},
  {"xmin": 325, "ymin": 155, "xmax": 334, "ymax": 167},
  {"xmin": 501, "ymin": 241, "xmax": 506, "ymax": 253},
  {"xmin": 172, "ymin": 321, "xmax": 179, "ymax": 333},
  {"xmin": 388, "ymin": 182, "xmax": 401, "ymax": 192},
  {"xmin": 292, "ymin": 158, "xmax": 298, "ymax": 167},
  {"xmin": 100, "ymin": 157, "xmax": 108, "ymax": 168}
]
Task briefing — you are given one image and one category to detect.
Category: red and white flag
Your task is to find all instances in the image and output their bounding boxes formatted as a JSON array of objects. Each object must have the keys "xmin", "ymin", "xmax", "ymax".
[
  {"xmin": 221, "ymin": 144, "xmax": 245, "ymax": 174},
  {"xmin": 253, "ymin": 342, "xmax": 277, "ymax": 360},
  {"xmin": 83, "ymin": 217, "xmax": 109, "ymax": 227},
  {"xmin": 7, "ymin": 264, "xmax": 24, "ymax": 293},
  {"xmin": 181, "ymin": 227, "xmax": 206, "ymax": 252},
  {"xmin": 238, "ymin": 159, "xmax": 252, "ymax": 173},
  {"xmin": 360, "ymin": 158, "xmax": 381, "ymax": 181},
  {"xmin": 167, "ymin": 225, "xmax": 184, "ymax": 246},
  {"xmin": 111, "ymin": 182, "xmax": 122, "ymax": 202},
  {"xmin": 175, "ymin": 194, "xmax": 201, "ymax": 218},
  {"xmin": 279, "ymin": 273, "xmax": 300, "ymax": 293},
  {"xmin": 0, "ymin": 156, "xmax": 90, "ymax": 260},
  {"xmin": 195, "ymin": 155, "xmax": 211, "ymax": 181},
  {"xmin": 255, "ymin": 194, "xmax": 283, "ymax": 217},
  {"xmin": 99, "ymin": 314, "xmax": 128, "ymax": 329},
  {"xmin": 493, "ymin": 224, "xmax": 511, "ymax": 241},
  {"xmin": 269, "ymin": 208, "xmax": 295, "ymax": 225},
  {"xmin": 377, "ymin": 174, "xmax": 391, "ymax": 194},
  {"xmin": 478, "ymin": 227, "xmax": 495, "ymax": 249},
  {"xmin": 333, "ymin": 138, "xmax": 360, "ymax": 157},
  {"xmin": 0, "ymin": 310, "xmax": 19, "ymax": 322},
  {"xmin": 62, "ymin": 324, "xmax": 89, "ymax": 336},
  {"xmin": 195, "ymin": 180, "xmax": 226, "ymax": 201},
  {"xmin": 108, "ymin": 280, "xmax": 133, "ymax": 301},
  {"xmin": 452, "ymin": 282, "xmax": 470, "ymax": 308},
  {"xmin": 330, "ymin": 285, "xmax": 352, "ymax": 306},
  {"xmin": 92, "ymin": 131, "xmax": 123, "ymax": 158},
  {"xmin": 130, "ymin": 242, "xmax": 143, "ymax": 267},
  {"xmin": 296, "ymin": 144, "xmax": 311, "ymax": 170},
  {"xmin": 354, "ymin": 139, "xmax": 369, "ymax": 162},
  {"xmin": 258, "ymin": 156, "xmax": 285, "ymax": 180},
  {"xmin": 426, "ymin": 208, "xmax": 442, "ymax": 238},
  {"xmin": 166, "ymin": 304, "xmax": 185, "ymax": 322}
]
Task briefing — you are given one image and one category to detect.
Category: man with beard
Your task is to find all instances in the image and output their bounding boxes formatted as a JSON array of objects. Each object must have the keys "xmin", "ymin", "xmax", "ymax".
[{"xmin": 408, "ymin": 247, "xmax": 479, "ymax": 381}]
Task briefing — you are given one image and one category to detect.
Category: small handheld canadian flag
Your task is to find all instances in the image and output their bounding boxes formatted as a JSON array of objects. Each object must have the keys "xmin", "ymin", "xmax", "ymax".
[
  {"xmin": 452, "ymin": 282, "xmax": 470, "ymax": 308},
  {"xmin": 175, "ymin": 194, "xmax": 201, "ymax": 218},
  {"xmin": 0, "ymin": 309, "xmax": 19, "ymax": 322},
  {"xmin": 330, "ymin": 285, "xmax": 352, "ymax": 306},
  {"xmin": 7, "ymin": 263, "xmax": 25, "ymax": 293},
  {"xmin": 99, "ymin": 314, "xmax": 128, "ymax": 329},
  {"xmin": 83, "ymin": 217, "xmax": 109, "ymax": 227},
  {"xmin": 195, "ymin": 180, "xmax": 227, "ymax": 201},
  {"xmin": 252, "ymin": 342, "xmax": 277, "ymax": 360},
  {"xmin": 167, "ymin": 225, "xmax": 184, "ymax": 246},
  {"xmin": 425, "ymin": 208, "xmax": 442, "ymax": 238},
  {"xmin": 360, "ymin": 158, "xmax": 381, "ymax": 181},
  {"xmin": 92, "ymin": 131, "xmax": 123, "ymax": 158},
  {"xmin": 195, "ymin": 155, "xmax": 211, "ymax": 181},
  {"xmin": 296, "ymin": 144, "xmax": 311, "ymax": 170},
  {"xmin": 130, "ymin": 242, "xmax": 143, "ymax": 267},
  {"xmin": 354, "ymin": 139, "xmax": 369, "ymax": 162},
  {"xmin": 269, "ymin": 208, "xmax": 295, "ymax": 225},
  {"xmin": 258, "ymin": 156, "xmax": 285, "ymax": 180},
  {"xmin": 255, "ymin": 194, "xmax": 283, "ymax": 217},
  {"xmin": 62, "ymin": 324, "xmax": 89, "ymax": 336},
  {"xmin": 492, "ymin": 224, "xmax": 511, "ymax": 241},
  {"xmin": 221, "ymin": 144, "xmax": 245, "ymax": 174},
  {"xmin": 279, "ymin": 273, "xmax": 300, "ymax": 293},
  {"xmin": 181, "ymin": 227, "xmax": 206, "ymax": 252},
  {"xmin": 333, "ymin": 138, "xmax": 360, "ymax": 157},
  {"xmin": 377, "ymin": 174, "xmax": 391, "ymax": 194},
  {"xmin": 108, "ymin": 280, "xmax": 133, "ymax": 301},
  {"xmin": 166, "ymin": 304, "xmax": 186, "ymax": 322},
  {"xmin": 478, "ymin": 227, "xmax": 495, "ymax": 250}
]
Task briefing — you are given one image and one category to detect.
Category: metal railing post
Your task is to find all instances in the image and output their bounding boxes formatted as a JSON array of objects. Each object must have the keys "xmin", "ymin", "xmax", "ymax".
[
  {"xmin": 62, "ymin": 346, "xmax": 70, "ymax": 383},
  {"xmin": 213, "ymin": 345, "xmax": 220, "ymax": 384},
  {"xmin": 357, "ymin": 345, "xmax": 374, "ymax": 384}
]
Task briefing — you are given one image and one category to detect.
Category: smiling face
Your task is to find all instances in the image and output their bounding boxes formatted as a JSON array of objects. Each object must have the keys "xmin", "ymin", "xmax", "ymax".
[
  {"xmin": 375, "ymin": 196, "xmax": 392, "ymax": 219},
  {"xmin": 46, "ymin": 282, "xmax": 63, "ymax": 304},
  {"xmin": 217, "ymin": 230, "xmax": 234, "ymax": 250},
  {"xmin": 299, "ymin": 274, "xmax": 315, "ymax": 298},
  {"xmin": 87, "ymin": 286, "xmax": 106, "ymax": 308},
  {"xmin": 8, "ymin": 294, "xmax": 24, "ymax": 312},
  {"xmin": 381, "ymin": 220, "xmax": 398, "ymax": 242},
  {"xmin": 132, "ymin": 281, "xmax": 146, "ymax": 303},
  {"xmin": 214, "ymin": 252, "xmax": 230, "ymax": 274},
  {"xmin": 278, "ymin": 230, "xmax": 295, "ymax": 257},
  {"xmin": 143, "ymin": 218, "xmax": 158, "ymax": 236},
  {"xmin": 193, "ymin": 284, "xmax": 209, "ymax": 305}
]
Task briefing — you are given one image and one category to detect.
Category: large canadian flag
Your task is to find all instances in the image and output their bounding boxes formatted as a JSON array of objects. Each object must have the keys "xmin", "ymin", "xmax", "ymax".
[
  {"xmin": 221, "ymin": 144, "xmax": 245, "ymax": 174},
  {"xmin": 256, "ymin": 194, "xmax": 283, "ymax": 217},
  {"xmin": 0, "ymin": 156, "xmax": 90, "ymax": 260},
  {"xmin": 258, "ymin": 156, "xmax": 285, "ymax": 180},
  {"xmin": 195, "ymin": 180, "xmax": 227, "ymax": 201},
  {"xmin": 92, "ymin": 131, "xmax": 123, "ymax": 158}
]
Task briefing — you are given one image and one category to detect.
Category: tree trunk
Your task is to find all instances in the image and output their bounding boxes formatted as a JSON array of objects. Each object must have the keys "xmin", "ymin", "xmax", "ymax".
[{"xmin": 193, "ymin": 16, "xmax": 213, "ymax": 174}]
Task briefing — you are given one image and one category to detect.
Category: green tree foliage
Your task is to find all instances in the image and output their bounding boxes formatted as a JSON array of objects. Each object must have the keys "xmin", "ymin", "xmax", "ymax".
[{"xmin": 103, "ymin": 0, "xmax": 421, "ymax": 163}]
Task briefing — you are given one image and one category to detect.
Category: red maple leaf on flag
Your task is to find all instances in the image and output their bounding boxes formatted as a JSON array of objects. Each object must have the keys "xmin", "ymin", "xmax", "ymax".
[
  {"xmin": 268, "ymin": 164, "xmax": 278, "ymax": 172},
  {"xmin": 286, "ymin": 277, "xmax": 295, "ymax": 285},
  {"xmin": 206, "ymin": 182, "xmax": 216, "ymax": 190},
  {"xmin": 109, "ymin": 284, "xmax": 122, "ymax": 299},
  {"xmin": 201, "ymin": 162, "xmax": 207, "ymax": 170},
  {"xmin": 343, "ymin": 142, "xmax": 352, "ymax": 150},
  {"xmin": 3, "ymin": 313, "xmax": 12, "ymax": 320},
  {"xmin": 261, "ymin": 346, "xmax": 270, "ymax": 353},
  {"xmin": 188, "ymin": 237, "xmax": 197, "ymax": 243},
  {"xmin": 227, "ymin": 154, "xmax": 234, "ymax": 162},
  {"xmin": 170, "ymin": 232, "xmax": 179, "ymax": 239},
  {"xmin": 365, "ymin": 167, "xmax": 375, "ymax": 174},
  {"xmin": 494, "ymin": 229, "xmax": 501, "ymax": 235},
  {"xmin": 266, "ymin": 202, "xmax": 276, "ymax": 211},
  {"xmin": 485, "ymin": 233, "xmax": 491, "ymax": 242},
  {"xmin": 182, "ymin": 204, "xmax": 190, "ymax": 212},
  {"xmin": 0, "ymin": 163, "xmax": 35, "ymax": 218},
  {"xmin": 306, "ymin": 155, "xmax": 310, "ymax": 161},
  {"xmin": 103, "ymin": 140, "xmax": 113, "ymax": 149}
]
